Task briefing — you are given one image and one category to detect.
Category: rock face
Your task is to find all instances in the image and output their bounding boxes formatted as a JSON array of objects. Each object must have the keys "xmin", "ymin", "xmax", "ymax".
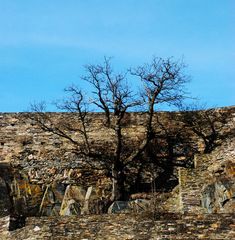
[
  {"xmin": 0, "ymin": 163, "xmax": 112, "ymax": 217},
  {"xmin": 202, "ymin": 161, "xmax": 235, "ymax": 213}
]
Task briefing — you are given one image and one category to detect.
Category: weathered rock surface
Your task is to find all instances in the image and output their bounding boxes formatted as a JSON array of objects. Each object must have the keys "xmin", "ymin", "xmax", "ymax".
[
  {"xmin": 0, "ymin": 163, "xmax": 113, "ymax": 217},
  {"xmin": 0, "ymin": 213, "xmax": 234, "ymax": 240},
  {"xmin": 202, "ymin": 160, "xmax": 235, "ymax": 213},
  {"xmin": 108, "ymin": 199, "xmax": 151, "ymax": 214},
  {"xmin": 0, "ymin": 108, "xmax": 234, "ymax": 238},
  {"xmin": 179, "ymin": 129, "xmax": 235, "ymax": 214}
]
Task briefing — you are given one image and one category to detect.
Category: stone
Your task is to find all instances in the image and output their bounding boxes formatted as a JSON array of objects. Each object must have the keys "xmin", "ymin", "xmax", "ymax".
[
  {"xmin": 33, "ymin": 226, "xmax": 40, "ymax": 232},
  {"xmin": 59, "ymin": 199, "xmax": 81, "ymax": 216},
  {"xmin": 59, "ymin": 185, "xmax": 93, "ymax": 216},
  {"xmin": 51, "ymin": 182, "xmax": 66, "ymax": 202},
  {"xmin": 225, "ymin": 160, "xmax": 235, "ymax": 177},
  {"xmin": 85, "ymin": 186, "xmax": 93, "ymax": 200},
  {"xmin": 108, "ymin": 201, "xmax": 130, "ymax": 214},
  {"xmin": 202, "ymin": 178, "xmax": 235, "ymax": 213},
  {"xmin": 128, "ymin": 199, "xmax": 151, "ymax": 212},
  {"xmin": 108, "ymin": 199, "xmax": 151, "ymax": 214},
  {"xmin": 81, "ymin": 189, "xmax": 91, "ymax": 215}
]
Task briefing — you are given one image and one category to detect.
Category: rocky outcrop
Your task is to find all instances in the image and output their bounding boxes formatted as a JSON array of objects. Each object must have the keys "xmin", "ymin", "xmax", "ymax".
[
  {"xmin": 0, "ymin": 163, "xmax": 113, "ymax": 217},
  {"xmin": 202, "ymin": 160, "xmax": 235, "ymax": 213}
]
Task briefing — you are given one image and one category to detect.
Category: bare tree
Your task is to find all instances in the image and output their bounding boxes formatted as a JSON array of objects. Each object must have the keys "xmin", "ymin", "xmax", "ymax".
[
  {"xmin": 179, "ymin": 104, "xmax": 231, "ymax": 153},
  {"xmin": 131, "ymin": 57, "xmax": 189, "ymax": 137},
  {"xmin": 30, "ymin": 57, "xmax": 189, "ymax": 201}
]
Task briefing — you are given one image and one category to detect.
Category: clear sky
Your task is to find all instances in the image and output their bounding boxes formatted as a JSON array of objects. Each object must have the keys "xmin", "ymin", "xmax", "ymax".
[{"xmin": 0, "ymin": 0, "xmax": 234, "ymax": 112}]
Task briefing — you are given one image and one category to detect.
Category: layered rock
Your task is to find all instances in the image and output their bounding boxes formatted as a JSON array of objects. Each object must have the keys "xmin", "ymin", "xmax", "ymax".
[
  {"xmin": 1, "ymin": 213, "xmax": 234, "ymax": 240},
  {"xmin": 202, "ymin": 160, "xmax": 235, "ymax": 213}
]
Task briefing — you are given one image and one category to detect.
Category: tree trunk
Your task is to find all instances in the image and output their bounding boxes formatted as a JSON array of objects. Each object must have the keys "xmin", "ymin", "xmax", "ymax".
[{"xmin": 111, "ymin": 162, "xmax": 125, "ymax": 201}]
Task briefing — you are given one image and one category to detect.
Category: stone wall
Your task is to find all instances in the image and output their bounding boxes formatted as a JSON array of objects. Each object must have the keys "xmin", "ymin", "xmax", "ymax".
[
  {"xmin": 1, "ymin": 213, "xmax": 234, "ymax": 239},
  {"xmin": 0, "ymin": 109, "xmax": 234, "ymax": 211},
  {"xmin": 0, "ymin": 107, "xmax": 235, "ymax": 238},
  {"xmin": 0, "ymin": 111, "xmax": 194, "ymax": 217},
  {"xmin": 0, "ymin": 112, "xmax": 149, "ymax": 217},
  {"xmin": 0, "ymin": 112, "xmax": 149, "ymax": 164},
  {"xmin": 179, "ymin": 124, "xmax": 235, "ymax": 214}
]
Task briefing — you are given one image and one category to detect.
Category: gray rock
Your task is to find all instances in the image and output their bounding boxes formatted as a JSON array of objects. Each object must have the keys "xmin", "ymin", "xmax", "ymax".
[
  {"xmin": 108, "ymin": 201, "xmax": 130, "ymax": 214},
  {"xmin": 202, "ymin": 178, "xmax": 235, "ymax": 213},
  {"xmin": 129, "ymin": 199, "xmax": 151, "ymax": 212},
  {"xmin": 108, "ymin": 199, "xmax": 151, "ymax": 214},
  {"xmin": 60, "ymin": 199, "xmax": 81, "ymax": 216}
]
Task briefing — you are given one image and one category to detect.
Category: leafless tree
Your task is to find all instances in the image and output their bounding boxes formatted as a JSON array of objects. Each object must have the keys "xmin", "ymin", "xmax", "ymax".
[
  {"xmin": 179, "ymin": 104, "xmax": 231, "ymax": 153},
  {"xmin": 30, "ymin": 57, "xmax": 189, "ymax": 201}
]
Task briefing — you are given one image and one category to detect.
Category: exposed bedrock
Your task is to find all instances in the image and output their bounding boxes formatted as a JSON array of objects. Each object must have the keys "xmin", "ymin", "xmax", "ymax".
[{"xmin": 202, "ymin": 160, "xmax": 235, "ymax": 213}]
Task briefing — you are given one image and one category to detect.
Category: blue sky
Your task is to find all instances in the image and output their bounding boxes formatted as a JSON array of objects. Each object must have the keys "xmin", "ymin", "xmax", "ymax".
[{"xmin": 0, "ymin": 0, "xmax": 234, "ymax": 112}]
